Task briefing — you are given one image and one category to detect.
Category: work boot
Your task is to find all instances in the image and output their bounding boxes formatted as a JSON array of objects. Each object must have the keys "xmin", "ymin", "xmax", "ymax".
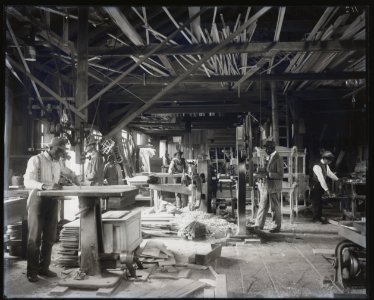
[
  {"xmin": 38, "ymin": 269, "xmax": 57, "ymax": 277},
  {"xmin": 27, "ymin": 273, "xmax": 39, "ymax": 282},
  {"xmin": 268, "ymin": 227, "xmax": 281, "ymax": 233}
]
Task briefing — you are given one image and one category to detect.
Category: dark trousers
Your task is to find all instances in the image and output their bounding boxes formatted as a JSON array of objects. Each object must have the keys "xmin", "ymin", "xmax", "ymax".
[
  {"xmin": 27, "ymin": 196, "xmax": 58, "ymax": 276},
  {"xmin": 174, "ymin": 177, "xmax": 187, "ymax": 208},
  {"xmin": 310, "ymin": 183, "xmax": 324, "ymax": 220}
]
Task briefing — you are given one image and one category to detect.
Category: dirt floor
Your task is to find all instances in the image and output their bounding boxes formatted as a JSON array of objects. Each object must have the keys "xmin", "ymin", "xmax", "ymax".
[{"xmin": 3, "ymin": 204, "xmax": 367, "ymax": 298}]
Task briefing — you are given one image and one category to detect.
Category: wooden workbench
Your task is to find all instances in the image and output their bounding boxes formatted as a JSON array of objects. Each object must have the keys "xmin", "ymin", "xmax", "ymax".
[{"xmin": 38, "ymin": 185, "xmax": 139, "ymax": 288}]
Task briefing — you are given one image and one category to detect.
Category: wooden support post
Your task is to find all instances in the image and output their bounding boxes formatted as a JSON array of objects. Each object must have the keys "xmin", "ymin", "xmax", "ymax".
[
  {"xmin": 78, "ymin": 197, "xmax": 103, "ymax": 276},
  {"xmin": 4, "ymin": 70, "xmax": 13, "ymax": 189},
  {"xmin": 271, "ymin": 81, "xmax": 279, "ymax": 145},
  {"xmin": 75, "ymin": 7, "xmax": 89, "ymax": 165}
]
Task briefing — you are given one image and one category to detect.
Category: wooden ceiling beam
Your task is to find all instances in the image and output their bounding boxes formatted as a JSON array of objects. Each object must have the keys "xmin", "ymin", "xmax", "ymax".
[
  {"xmin": 87, "ymin": 40, "xmax": 365, "ymax": 57},
  {"xmin": 146, "ymin": 104, "xmax": 260, "ymax": 114},
  {"xmin": 92, "ymin": 71, "xmax": 365, "ymax": 86}
]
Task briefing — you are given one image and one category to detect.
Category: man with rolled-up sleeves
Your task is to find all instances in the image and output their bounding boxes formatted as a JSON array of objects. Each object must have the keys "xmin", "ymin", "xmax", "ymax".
[{"xmin": 24, "ymin": 137, "xmax": 79, "ymax": 282}]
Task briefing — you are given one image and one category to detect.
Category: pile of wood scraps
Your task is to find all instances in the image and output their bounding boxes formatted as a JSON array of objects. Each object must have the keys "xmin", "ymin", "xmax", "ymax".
[
  {"xmin": 141, "ymin": 211, "xmax": 178, "ymax": 237},
  {"xmin": 179, "ymin": 221, "xmax": 208, "ymax": 240},
  {"xmin": 138, "ymin": 240, "xmax": 176, "ymax": 267},
  {"xmin": 56, "ymin": 218, "xmax": 80, "ymax": 268}
]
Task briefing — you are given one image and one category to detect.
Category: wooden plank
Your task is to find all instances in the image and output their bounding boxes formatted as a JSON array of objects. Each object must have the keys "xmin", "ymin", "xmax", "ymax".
[
  {"xmin": 195, "ymin": 245, "xmax": 222, "ymax": 266},
  {"xmin": 59, "ymin": 275, "xmax": 121, "ymax": 289},
  {"xmin": 170, "ymin": 280, "xmax": 207, "ymax": 298},
  {"xmin": 215, "ymin": 274, "xmax": 228, "ymax": 298},
  {"xmin": 312, "ymin": 249, "xmax": 335, "ymax": 255},
  {"xmin": 96, "ymin": 284, "xmax": 119, "ymax": 296},
  {"xmin": 103, "ymin": 223, "xmax": 113, "ymax": 253},
  {"xmin": 142, "ymin": 247, "xmax": 161, "ymax": 258},
  {"xmin": 149, "ymin": 184, "xmax": 192, "ymax": 195},
  {"xmin": 204, "ymin": 288, "xmax": 215, "ymax": 298},
  {"xmin": 101, "ymin": 210, "xmax": 130, "ymax": 219},
  {"xmin": 149, "ymin": 273, "xmax": 178, "ymax": 279},
  {"xmin": 49, "ymin": 286, "xmax": 69, "ymax": 296},
  {"xmin": 208, "ymin": 266, "xmax": 218, "ymax": 278},
  {"xmin": 178, "ymin": 268, "xmax": 191, "ymax": 278},
  {"xmin": 185, "ymin": 263, "xmax": 209, "ymax": 270}
]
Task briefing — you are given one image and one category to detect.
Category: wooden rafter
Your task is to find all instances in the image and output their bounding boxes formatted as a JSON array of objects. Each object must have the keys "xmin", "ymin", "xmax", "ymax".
[
  {"xmin": 77, "ymin": 8, "xmax": 206, "ymax": 112},
  {"xmin": 7, "ymin": 56, "xmax": 86, "ymax": 121},
  {"xmin": 104, "ymin": 6, "xmax": 272, "ymax": 138},
  {"xmin": 6, "ymin": 18, "xmax": 45, "ymax": 110}
]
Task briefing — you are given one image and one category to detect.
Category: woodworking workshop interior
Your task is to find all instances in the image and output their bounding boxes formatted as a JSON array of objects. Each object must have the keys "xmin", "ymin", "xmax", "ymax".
[{"xmin": 2, "ymin": 4, "xmax": 371, "ymax": 299}]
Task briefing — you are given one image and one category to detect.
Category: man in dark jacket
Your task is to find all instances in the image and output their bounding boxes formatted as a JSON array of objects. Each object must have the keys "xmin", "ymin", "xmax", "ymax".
[{"xmin": 254, "ymin": 140, "xmax": 284, "ymax": 233}]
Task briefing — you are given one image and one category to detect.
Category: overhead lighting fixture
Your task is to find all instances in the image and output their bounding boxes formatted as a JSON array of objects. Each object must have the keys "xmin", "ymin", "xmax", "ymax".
[{"xmin": 24, "ymin": 46, "xmax": 36, "ymax": 62}]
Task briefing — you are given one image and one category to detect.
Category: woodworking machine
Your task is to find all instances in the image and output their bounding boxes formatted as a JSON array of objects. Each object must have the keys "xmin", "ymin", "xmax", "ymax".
[{"xmin": 334, "ymin": 221, "xmax": 366, "ymax": 290}]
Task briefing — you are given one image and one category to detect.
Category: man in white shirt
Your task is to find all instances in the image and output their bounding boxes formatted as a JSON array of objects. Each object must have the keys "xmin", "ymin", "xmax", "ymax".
[
  {"xmin": 24, "ymin": 137, "xmax": 79, "ymax": 282},
  {"xmin": 310, "ymin": 150, "xmax": 339, "ymax": 223},
  {"xmin": 168, "ymin": 151, "xmax": 188, "ymax": 209}
]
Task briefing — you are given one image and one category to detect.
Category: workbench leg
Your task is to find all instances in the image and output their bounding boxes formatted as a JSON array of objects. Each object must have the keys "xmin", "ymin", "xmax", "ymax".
[
  {"xmin": 236, "ymin": 161, "xmax": 247, "ymax": 235},
  {"xmin": 78, "ymin": 197, "xmax": 103, "ymax": 276}
]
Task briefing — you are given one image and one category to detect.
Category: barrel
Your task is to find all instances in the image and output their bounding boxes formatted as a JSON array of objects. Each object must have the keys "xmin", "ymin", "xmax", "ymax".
[
  {"xmin": 6, "ymin": 221, "xmax": 27, "ymax": 257},
  {"xmin": 11, "ymin": 175, "xmax": 24, "ymax": 186}
]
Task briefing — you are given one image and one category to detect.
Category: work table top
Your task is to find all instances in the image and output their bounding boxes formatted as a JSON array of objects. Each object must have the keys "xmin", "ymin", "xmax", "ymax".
[{"xmin": 37, "ymin": 185, "xmax": 138, "ymax": 197}]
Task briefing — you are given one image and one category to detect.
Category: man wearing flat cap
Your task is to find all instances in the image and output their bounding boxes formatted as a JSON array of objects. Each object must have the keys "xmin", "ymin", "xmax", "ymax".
[
  {"xmin": 254, "ymin": 140, "xmax": 284, "ymax": 233},
  {"xmin": 168, "ymin": 150, "xmax": 188, "ymax": 208},
  {"xmin": 23, "ymin": 137, "xmax": 80, "ymax": 282},
  {"xmin": 310, "ymin": 150, "xmax": 339, "ymax": 223},
  {"xmin": 84, "ymin": 136, "xmax": 104, "ymax": 186}
]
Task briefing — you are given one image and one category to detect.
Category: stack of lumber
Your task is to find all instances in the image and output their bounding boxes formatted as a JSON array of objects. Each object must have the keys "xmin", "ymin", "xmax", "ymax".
[
  {"xmin": 56, "ymin": 218, "xmax": 80, "ymax": 268},
  {"xmin": 141, "ymin": 211, "xmax": 178, "ymax": 237}
]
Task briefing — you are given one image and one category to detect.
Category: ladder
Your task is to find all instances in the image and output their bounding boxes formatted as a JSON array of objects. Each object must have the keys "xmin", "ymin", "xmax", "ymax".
[{"xmin": 278, "ymin": 98, "xmax": 289, "ymax": 147}]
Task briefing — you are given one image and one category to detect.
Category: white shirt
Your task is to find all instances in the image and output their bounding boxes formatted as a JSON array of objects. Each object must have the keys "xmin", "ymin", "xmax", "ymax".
[
  {"xmin": 312, "ymin": 159, "xmax": 339, "ymax": 191},
  {"xmin": 24, "ymin": 151, "xmax": 77, "ymax": 190}
]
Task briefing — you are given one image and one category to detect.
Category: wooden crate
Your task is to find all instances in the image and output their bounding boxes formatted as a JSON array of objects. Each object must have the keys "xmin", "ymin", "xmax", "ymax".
[{"xmin": 102, "ymin": 210, "xmax": 142, "ymax": 253}]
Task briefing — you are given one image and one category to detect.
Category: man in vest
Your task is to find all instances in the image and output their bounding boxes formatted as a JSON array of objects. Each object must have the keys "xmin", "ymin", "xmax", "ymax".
[
  {"xmin": 253, "ymin": 140, "xmax": 284, "ymax": 233},
  {"xmin": 104, "ymin": 154, "xmax": 124, "ymax": 185},
  {"xmin": 24, "ymin": 137, "xmax": 79, "ymax": 282},
  {"xmin": 310, "ymin": 150, "xmax": 339, "ymax": 223},
  {"xmin": 168, "ymin": 150, "xmax": 188, "ymax": 209}
]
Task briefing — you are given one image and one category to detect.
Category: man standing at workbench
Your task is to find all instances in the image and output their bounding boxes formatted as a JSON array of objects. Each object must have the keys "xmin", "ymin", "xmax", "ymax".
[
  {"xmin": 24, "ymin": 137, "xmax": 80, "ymax": 282},
  {"xmin": 253, "ymin": 140, "xmax": 284, "ymax": 233},
  {"xmin": 84, "ymin": 136, "xmax": 104, "ymax": 186},
  {"xmin": 310, "ymin": 150, "xmax": 340, "ymax": 224},
  {"xmin": 168, "ymin": 150, "xmax": 188, "ymax": 209}
]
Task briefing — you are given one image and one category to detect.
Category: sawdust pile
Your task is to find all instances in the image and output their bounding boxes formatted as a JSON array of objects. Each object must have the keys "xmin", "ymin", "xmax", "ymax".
[{"xmin": 174, "ymin": 210, "xmax": 238, "ymax": 240}]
